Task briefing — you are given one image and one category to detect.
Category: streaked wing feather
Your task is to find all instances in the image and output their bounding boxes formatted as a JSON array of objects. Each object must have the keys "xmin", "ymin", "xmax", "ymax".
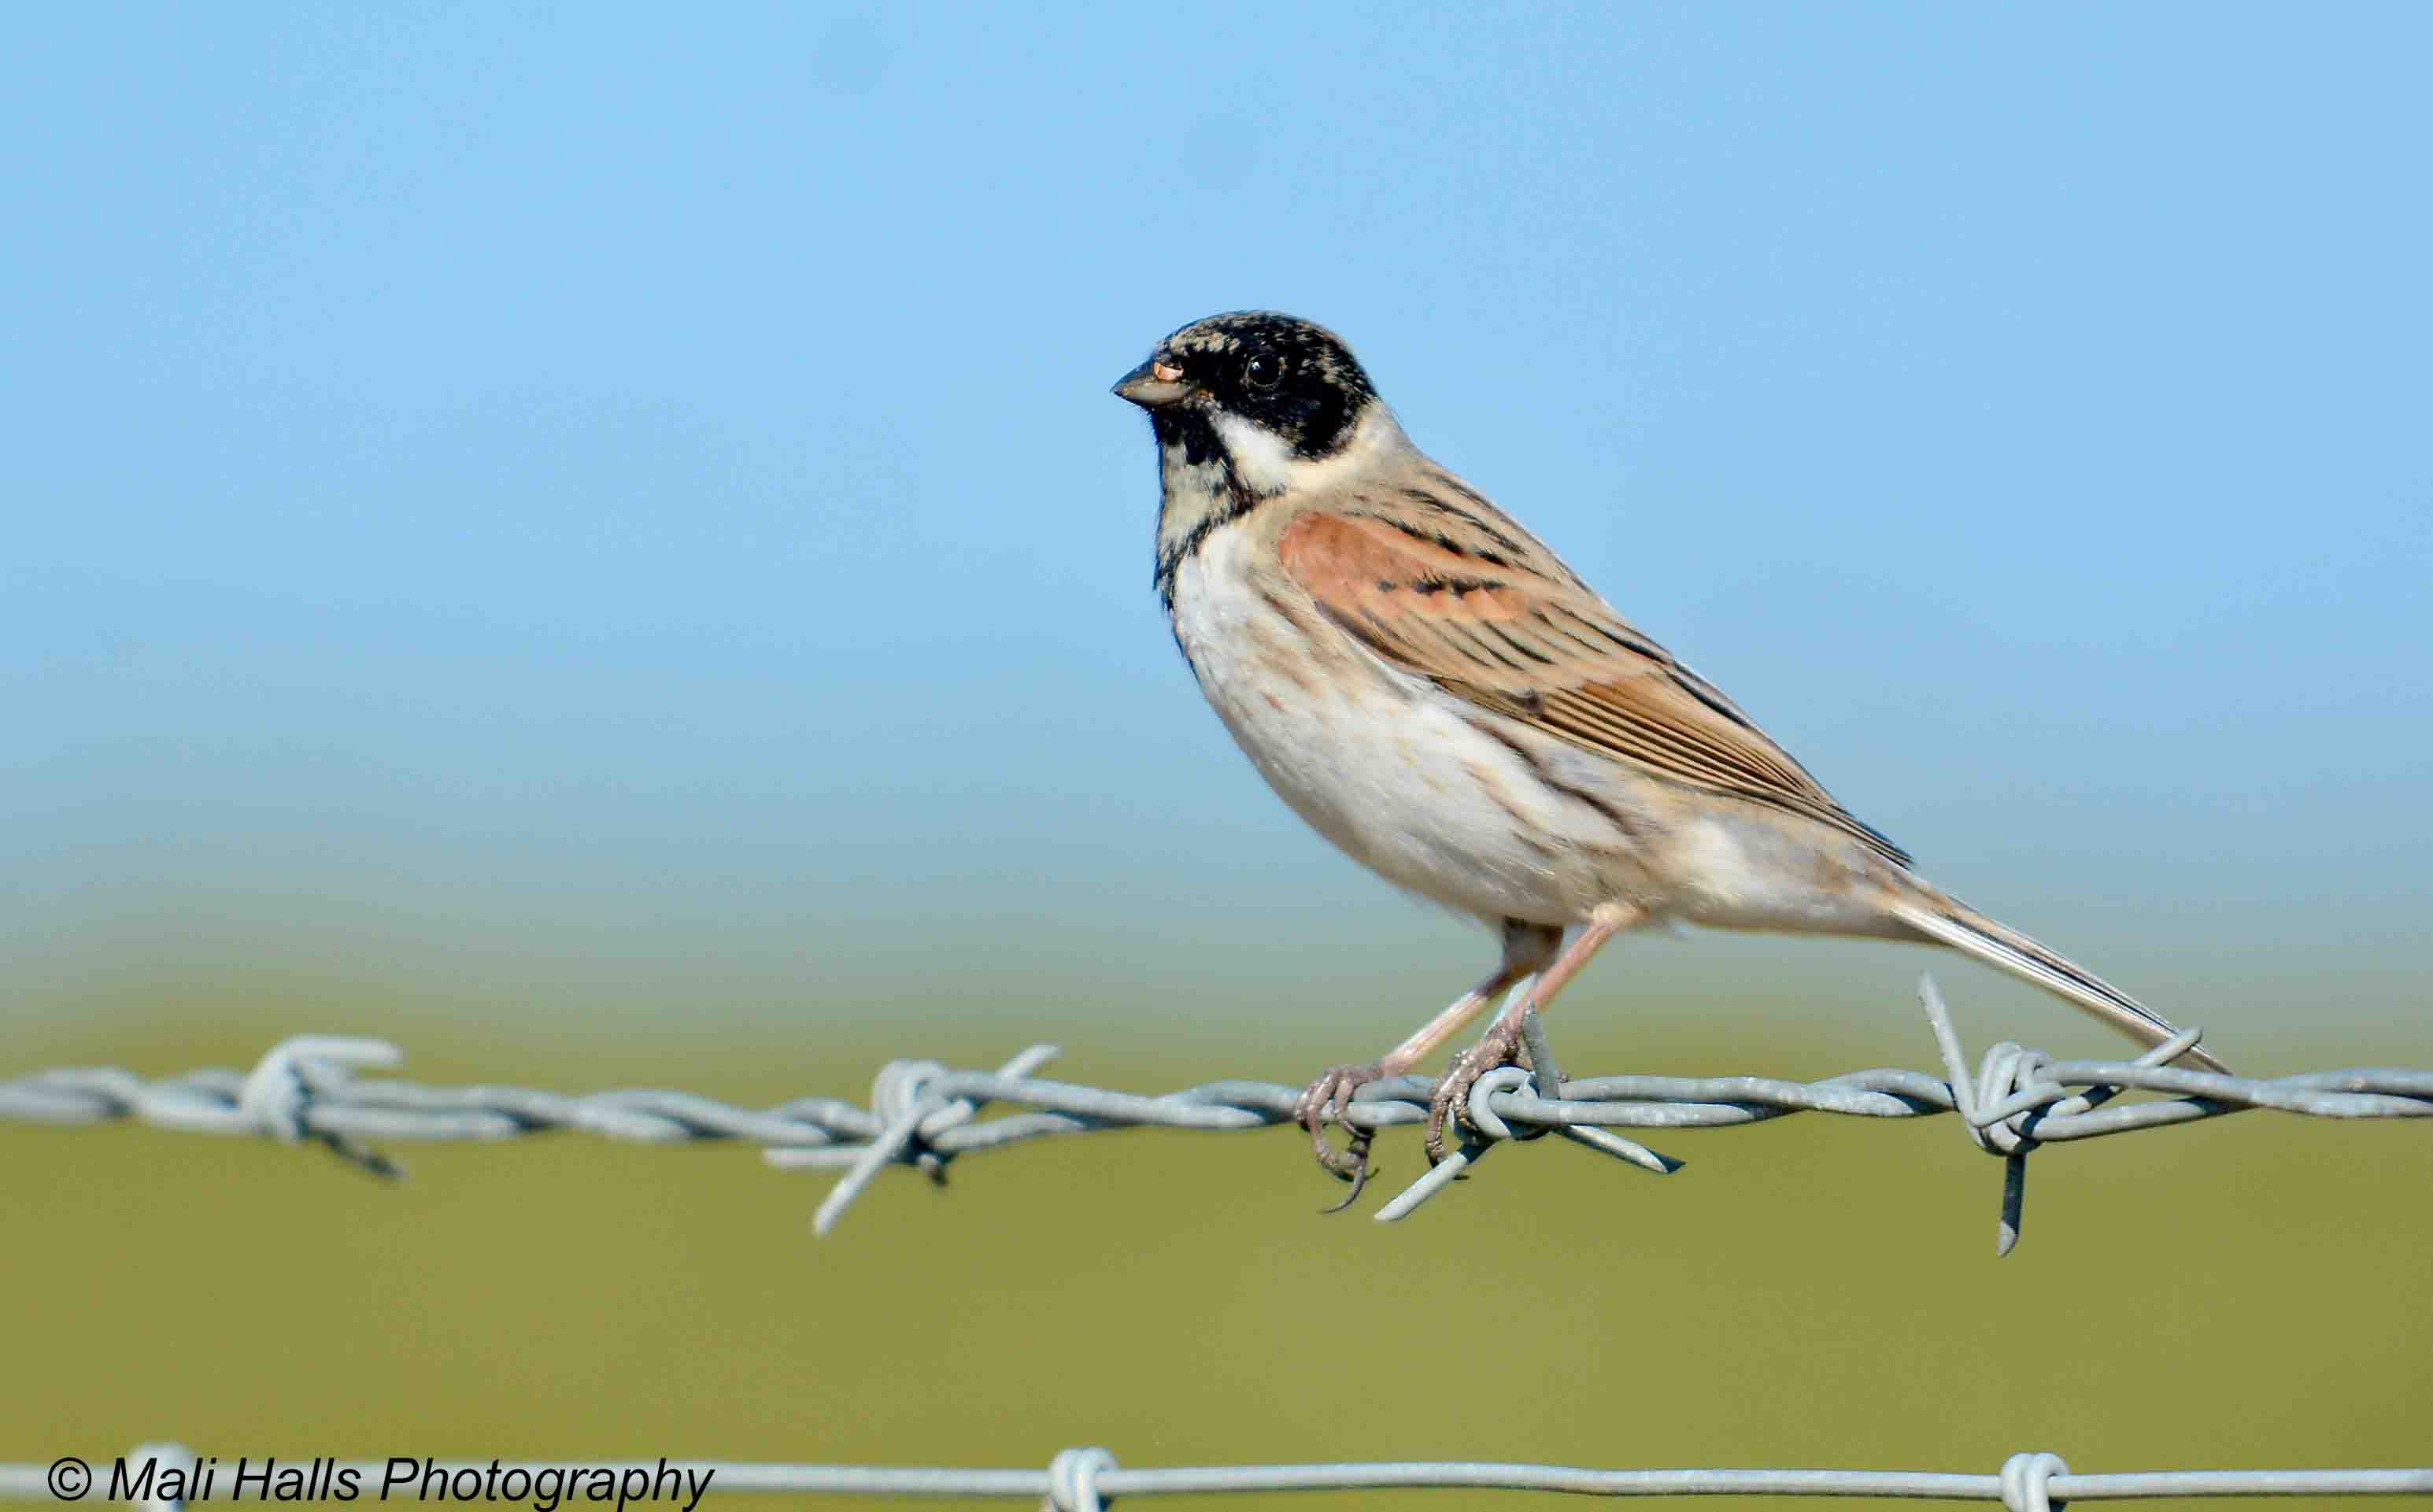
[{"xmin": 1278, "ymin": 505, "xmax": 1911, "ymax": 867}]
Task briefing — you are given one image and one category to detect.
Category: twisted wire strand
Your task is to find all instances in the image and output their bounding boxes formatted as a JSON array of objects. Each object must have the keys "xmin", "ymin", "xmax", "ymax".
[
  {"xmin": 3, "ymin": 1447, "xmax": 2430, "ymax": 1506},
  {"xmin": 6, "ymin": 978, "xmax": 2426, "ymax": 1245}
]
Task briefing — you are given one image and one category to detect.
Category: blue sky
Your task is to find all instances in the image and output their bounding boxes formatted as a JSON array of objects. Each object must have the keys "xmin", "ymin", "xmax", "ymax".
[{"xmin": 5, "ymin": 5, "xmax": 2426, "ymax": 1053}]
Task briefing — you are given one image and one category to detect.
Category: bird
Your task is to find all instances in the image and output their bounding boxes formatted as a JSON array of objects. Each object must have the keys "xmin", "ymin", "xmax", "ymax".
[{"xmin": 1110, "ymin": 309, "xmax": 2226, "ymax": 1192}]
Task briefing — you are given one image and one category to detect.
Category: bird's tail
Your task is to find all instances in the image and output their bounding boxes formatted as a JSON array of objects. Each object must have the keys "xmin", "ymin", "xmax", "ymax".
[{"xmin": 1886, "ymin": 890, "xmax": 2229, "ymax": 1074}]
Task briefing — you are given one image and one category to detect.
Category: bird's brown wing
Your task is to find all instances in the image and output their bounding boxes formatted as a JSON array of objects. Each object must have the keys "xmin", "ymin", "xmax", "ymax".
[{"xmin": 1276, "ymin": 503, "xmax": 1911, "ymax": 867}]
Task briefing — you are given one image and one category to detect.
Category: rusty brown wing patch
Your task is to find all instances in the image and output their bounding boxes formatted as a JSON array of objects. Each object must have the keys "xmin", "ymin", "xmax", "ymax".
[{"xmin": 1276, "ymin": 509, "xmax": 1911, "ymax": 867}]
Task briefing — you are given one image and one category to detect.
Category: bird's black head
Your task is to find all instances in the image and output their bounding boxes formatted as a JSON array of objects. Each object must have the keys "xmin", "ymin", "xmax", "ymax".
[{"xmin": 1111, "ymin": 311, "xmax": 1378, "ymax": 469}]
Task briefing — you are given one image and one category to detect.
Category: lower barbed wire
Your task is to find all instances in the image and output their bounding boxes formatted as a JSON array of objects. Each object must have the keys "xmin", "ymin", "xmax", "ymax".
[{"xmin": 3, "ymin": 1447, "xmax": 2429, "ymax": 1506}]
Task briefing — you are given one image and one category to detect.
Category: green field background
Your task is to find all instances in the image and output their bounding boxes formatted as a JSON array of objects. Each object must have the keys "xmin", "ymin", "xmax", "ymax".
[{"xmin": 12, "ymin": 968, "xmax": 2428, "ymax": 1512}]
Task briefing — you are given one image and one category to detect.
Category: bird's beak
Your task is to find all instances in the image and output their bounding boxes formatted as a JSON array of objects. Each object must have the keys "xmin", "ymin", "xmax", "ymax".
[{"xmin": 1111, "ymin": 357, "xmax": 1192, "ymax": 408}]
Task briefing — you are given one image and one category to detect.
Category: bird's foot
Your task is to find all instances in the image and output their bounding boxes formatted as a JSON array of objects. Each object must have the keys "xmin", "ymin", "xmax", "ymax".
[
  {"xmin": 1425, "ymin": 1016, "xmax": 1530, "ymax": 1165},
  {"xmin": 1296, "ymin": 1063, "xmax": 1388, "ymax": 1208}
]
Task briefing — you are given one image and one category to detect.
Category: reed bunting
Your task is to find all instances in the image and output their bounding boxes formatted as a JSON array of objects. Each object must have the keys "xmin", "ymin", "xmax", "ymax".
[{"xmin": 1111, "ymin": 310, "xmax": 2224, "ymax": 1191}]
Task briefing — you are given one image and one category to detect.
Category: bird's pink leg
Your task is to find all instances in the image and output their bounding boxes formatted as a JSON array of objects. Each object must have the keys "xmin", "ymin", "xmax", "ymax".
[
  {"xmin": 1424, "ymin": 902, "xmax": 1644, "ymax": 1163},
  {"xmin": 1296, "ymin": 921, "xmax": 1562, "ymax": 1196}
]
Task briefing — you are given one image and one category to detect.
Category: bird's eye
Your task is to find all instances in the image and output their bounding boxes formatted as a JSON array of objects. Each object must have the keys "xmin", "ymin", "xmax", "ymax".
[{"xmin": 1243, "ymin": 352, "xmax": 1282, "ymax": 390}]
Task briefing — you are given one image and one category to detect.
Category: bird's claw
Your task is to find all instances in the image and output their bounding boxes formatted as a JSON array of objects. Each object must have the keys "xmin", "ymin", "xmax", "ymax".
[
  {"xmin": 1296, "ymin": 1063, "xmax": 1384, "ymax": 1202},
  {"xmin": 1424, "ymin": 1018, "xmax": 1529, "ymax": 1165}
]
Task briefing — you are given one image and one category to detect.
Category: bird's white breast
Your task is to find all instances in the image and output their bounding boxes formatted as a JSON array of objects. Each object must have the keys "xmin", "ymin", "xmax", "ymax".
[{"xmin": 1168, "ymin": 521, "xmax": 1615, "ymax": 926}]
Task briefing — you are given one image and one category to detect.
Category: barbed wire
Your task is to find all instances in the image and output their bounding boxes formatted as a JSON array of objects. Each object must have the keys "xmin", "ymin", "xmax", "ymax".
[
  {"xmin": 4, "ymin": 1446, "xmax": 2430, "ymax": 1510},
  {"xmin": 6, "ymin": 978, "xmax": 2427, "ymax": 1248}
]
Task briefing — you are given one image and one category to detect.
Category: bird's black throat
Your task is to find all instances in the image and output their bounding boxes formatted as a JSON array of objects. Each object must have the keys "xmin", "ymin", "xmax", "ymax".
[{"xmin": 1148, "ymin": 406, "xmax": 1263, "ymax": 611}]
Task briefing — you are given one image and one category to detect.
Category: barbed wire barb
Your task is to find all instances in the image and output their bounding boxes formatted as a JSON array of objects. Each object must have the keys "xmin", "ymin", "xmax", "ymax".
[
  {"xmin": 6, "ymin": 977, "xmax": 2427, "ymax": 1247},
  {"xmin": 1917, "ymin": 974, "xmax": 2202, "ymax": 1255}
]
